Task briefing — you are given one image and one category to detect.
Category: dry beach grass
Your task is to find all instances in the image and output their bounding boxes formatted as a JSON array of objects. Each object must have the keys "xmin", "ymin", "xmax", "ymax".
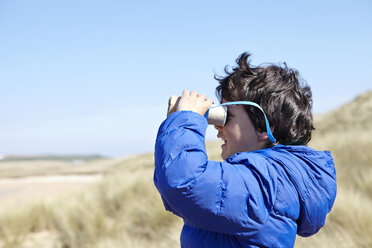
[{"xmin": 0, "ymin": 91, "xmax": 371, "ymax": 247}]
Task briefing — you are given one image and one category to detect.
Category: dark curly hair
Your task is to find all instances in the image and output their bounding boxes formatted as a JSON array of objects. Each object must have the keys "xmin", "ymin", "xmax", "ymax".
[{"xmin": 215, "ymin": 52, "xmax": 314, "ymax": 146}]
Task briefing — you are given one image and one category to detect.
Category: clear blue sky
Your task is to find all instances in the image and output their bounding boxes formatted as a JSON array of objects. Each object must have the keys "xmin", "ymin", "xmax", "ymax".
[{"xmin": 1, "ymin": 0, "xmax": 371, "ymax": 157}]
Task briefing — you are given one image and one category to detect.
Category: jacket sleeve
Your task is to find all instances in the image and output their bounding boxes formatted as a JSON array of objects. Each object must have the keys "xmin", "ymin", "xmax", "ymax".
[{"xmin": 154, "ymin": 111, "xmax": 274, "ymax": 236}]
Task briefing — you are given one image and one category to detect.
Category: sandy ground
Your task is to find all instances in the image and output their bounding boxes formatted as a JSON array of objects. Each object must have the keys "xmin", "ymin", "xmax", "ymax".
[{"xmin": 0, "ymin": 174, "xmax": 103, "ymax": 210}]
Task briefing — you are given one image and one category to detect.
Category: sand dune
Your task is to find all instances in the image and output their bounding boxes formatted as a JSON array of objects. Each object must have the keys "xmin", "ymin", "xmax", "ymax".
[{"xmin": 0, "ymin": 174, "xmax": 102, "ymax": 210}]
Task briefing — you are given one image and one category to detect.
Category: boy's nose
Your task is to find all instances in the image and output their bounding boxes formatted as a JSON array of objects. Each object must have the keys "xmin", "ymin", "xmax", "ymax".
[{"xmin": 214, "ymin": 125, "xmax": 223, "ymax": 132}]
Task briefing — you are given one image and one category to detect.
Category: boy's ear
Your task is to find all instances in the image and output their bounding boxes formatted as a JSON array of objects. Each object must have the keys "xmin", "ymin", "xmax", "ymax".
[
  {"xmin": 257, "ymin": 132, "xmax": 268, "ymax": 142},
  {"xmin": 257, "ymin": 127, "xmax": 274, "ymax": 142}
]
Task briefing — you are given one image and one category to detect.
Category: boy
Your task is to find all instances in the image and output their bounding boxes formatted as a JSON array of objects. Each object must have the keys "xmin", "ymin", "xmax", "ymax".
[{"xmin": 154, "ymin": 53, "xmax": 337, "ymax": 247}]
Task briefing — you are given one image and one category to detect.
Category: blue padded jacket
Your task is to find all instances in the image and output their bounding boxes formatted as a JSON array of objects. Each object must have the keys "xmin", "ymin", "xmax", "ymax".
[{"xmin": 154, "ymin": 111, "xmax": 337, "ymax": 248}]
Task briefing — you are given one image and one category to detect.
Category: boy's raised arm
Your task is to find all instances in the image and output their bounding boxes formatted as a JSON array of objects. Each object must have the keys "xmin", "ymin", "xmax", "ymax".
[{"xmin": 154, "ymin": 111, "xmax": 274, "ymax": 236}]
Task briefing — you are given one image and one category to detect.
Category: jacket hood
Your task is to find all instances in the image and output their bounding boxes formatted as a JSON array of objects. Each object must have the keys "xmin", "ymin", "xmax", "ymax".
[{"xmin": 228, "ymin": 144, "xmax": 337, "ymax": 237}]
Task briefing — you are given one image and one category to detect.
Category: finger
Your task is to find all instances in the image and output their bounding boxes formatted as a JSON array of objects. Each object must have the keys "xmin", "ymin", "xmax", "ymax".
[
  {"xmin": 190, "ymin": 90, "xmax": 198, "ymax": 97},
  {"xmin": 182, "ymin": 90, "xmax": 189, "ymax": 97},
  {"xmin": 199, "ymin": 94, "xmax": 207, "ymax": 100},
  {"xmin": 206, "ymin": 98, "xmax": 213, "ymax": 105}
]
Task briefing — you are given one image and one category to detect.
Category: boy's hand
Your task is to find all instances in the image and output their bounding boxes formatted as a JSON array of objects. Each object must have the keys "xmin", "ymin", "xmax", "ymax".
[{"xmin": 177, "ymin": 90, "xmax": 213, "ymax": 116}]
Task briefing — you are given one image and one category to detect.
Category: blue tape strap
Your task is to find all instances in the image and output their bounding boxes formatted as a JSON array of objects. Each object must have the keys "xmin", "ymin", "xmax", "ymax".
[{"xmin": 209, "ymin": 101, "xmax": 276, "ymax": 144}]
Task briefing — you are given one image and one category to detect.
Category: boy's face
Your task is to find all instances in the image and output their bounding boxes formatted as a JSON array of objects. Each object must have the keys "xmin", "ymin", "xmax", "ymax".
[{"xmin": 214, "ymin": 100, "xmax": 266, "ymax": 160}]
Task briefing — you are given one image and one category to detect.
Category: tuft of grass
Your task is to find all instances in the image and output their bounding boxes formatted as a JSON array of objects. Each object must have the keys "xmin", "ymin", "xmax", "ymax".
[
  {"xmin": 50, "ymin": 169, "xmax": 181, "ymax": 248},
  {"xmin": 0, "ymin": 203, "xmax": 54, "ymax": 247}
]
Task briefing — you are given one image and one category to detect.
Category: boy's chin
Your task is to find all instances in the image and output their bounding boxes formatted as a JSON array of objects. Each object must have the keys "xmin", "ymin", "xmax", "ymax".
[{"xmin": 221, "ymin": 151, "xmax": 228, "ymax": 161}]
